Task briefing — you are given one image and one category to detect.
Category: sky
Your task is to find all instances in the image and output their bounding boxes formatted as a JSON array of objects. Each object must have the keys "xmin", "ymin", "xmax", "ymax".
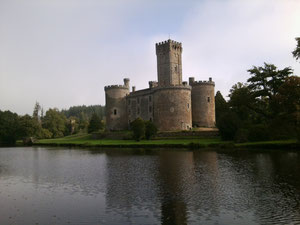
[{"xmin": 0, "ymin": 0, "xmax": 299, "ymax": 115}]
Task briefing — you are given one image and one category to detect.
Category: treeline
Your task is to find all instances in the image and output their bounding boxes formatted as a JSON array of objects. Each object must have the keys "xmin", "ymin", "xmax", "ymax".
[
  {"xmin": 215, "ymin": 64, "xmax": 299, "ymax": 142},
  {"xmin": 215, "ymin": 38, "xmax": 300, "ymax": 142},
  {"xmin": 0, "ymin": 104, "xmax": 105, "ymax": 145}
]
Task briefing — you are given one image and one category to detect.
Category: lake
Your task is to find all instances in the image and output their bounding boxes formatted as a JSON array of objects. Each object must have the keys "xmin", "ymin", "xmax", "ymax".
[{"xmin": 0, "ymin": 147, "xmax": 300, "ymax": 225}]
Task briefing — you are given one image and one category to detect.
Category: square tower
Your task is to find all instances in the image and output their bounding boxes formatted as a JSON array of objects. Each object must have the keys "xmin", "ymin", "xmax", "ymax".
[{"xmin": 156, "ymin": 39, "xmax": 182, "ymax": 87}]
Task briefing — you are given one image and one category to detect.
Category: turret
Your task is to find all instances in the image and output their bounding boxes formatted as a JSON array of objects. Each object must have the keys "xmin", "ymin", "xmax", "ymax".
[{"xmin": 190, "ymin": 77, "xmax": 215, "ymax": 127}]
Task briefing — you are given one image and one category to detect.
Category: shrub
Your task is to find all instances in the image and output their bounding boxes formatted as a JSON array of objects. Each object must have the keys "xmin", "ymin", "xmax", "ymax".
[
  {"xmin": 248, "ymin": 124, "xmax": 270, "ymax": 142},
  {"xmin": 145, "ymin": 121, "xmax": 157, "ymax": 140},
  {"xmin": 130, "ymin": 118, "xmax": 145, "ymax": 141},
  {"xmin": 217, "ymin": 112, "xmax": 241, "ymax": 140}
]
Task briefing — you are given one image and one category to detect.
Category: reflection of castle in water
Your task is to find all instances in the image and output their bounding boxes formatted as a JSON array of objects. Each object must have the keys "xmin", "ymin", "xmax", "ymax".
[{"xmin": 104, "ymin": 150, "xmax": 220, "ymax": 225}]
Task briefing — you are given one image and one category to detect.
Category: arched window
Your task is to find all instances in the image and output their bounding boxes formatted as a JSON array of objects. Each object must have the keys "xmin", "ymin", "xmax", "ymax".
[{"xmin": 114, "ymin": 109, "xmax": 117, "ymax": 115}]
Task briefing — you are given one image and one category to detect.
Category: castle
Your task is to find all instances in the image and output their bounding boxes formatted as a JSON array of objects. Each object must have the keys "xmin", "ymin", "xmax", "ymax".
[{"xmin": 104, "ymin": 39, "xmax": 215, "ymax": 131}]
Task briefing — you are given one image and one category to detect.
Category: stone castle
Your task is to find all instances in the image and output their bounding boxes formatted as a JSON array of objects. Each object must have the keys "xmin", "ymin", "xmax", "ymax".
[{"xmin": 104, "ymin": 39, "xmax": 215, "ymax": 131}]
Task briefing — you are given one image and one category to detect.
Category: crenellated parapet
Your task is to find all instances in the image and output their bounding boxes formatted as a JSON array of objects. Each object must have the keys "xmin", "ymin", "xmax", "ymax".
[
  {"xmin": 189, "ymin": 77, "xmax": 215, "ymax": 86},
  {"xmin": 104, "ymin": 85, "xmax": 129, "ymax": 91},
  {"xmin": 156, "ymin": 39, "xmax": 182, "ymax": 55}
]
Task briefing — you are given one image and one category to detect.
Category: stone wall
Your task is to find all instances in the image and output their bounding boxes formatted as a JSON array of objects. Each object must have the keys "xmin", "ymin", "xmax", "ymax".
[
  {"xmin": 127, "ymin": 88, "xmax": 154, "ymax": 123},
  {"xmin": 153, "ymin": 86, "xmax": 192, "ymax": 131}
]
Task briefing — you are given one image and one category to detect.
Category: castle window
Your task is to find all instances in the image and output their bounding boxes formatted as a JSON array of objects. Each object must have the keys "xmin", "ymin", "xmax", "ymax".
[
  {"xmin": 114, "ymin": 109, "xmax": 117, "ymax": 115},
  {"xmin": 207, "ymin": 97, "xmax": 210, "ymax": 103},
  {"xmin": 149, "ymin": 117, "xmax": 152, "ymax": 122},
  {"xmin": 175, "ymin": 65, "xmax": 178, "ymax": 72},
  {"xmin": 128, "ymin": 109, "xmax": 131, "ymax": 115},
  {"xmin": 187, "ymin": 103, "xmax": 190, "ymax": 109},
  {"xmin": 149, "ymin": 106, "xmax": 152, "ymax": 113},
  {"xmin": 149, "ymin": 96, "xmax": 152, "ymax": 102}
]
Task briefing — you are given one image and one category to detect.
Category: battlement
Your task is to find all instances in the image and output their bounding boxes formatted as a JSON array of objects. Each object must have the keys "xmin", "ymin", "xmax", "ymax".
[
  {"xmin": 189, "ymin": 77, "xmax": 215, "ymax": 86},
  {"xmin": 104, "ymin": 85, "xmax": 129, "ymax": 91},
  {"xmin": 156, "ymin": 39, "xmax": 182, "ymax": 54}
]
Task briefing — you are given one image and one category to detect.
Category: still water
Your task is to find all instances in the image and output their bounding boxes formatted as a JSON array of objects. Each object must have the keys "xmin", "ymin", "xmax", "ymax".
[{"xmin": 0, "ymin": 147, "xmax": 300, "ymax": 225}]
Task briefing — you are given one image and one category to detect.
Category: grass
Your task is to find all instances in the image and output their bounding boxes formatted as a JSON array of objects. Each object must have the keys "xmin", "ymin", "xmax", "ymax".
[
  {"xmin": 37, "ymin": 133, "xmax": 223, "ymax": 148},
  {"xmin": 36, "ymin": 133, "xmax": 299, "ymax": 150}
]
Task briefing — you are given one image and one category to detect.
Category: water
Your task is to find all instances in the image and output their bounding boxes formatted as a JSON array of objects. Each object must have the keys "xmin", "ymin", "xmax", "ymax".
[{"xmin": 0, "ymin": 147, "xmax": 300, "ymax": 225}]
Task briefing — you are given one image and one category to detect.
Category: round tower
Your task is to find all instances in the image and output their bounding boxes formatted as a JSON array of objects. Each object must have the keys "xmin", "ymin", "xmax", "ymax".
[
  {"xmin": 190, "ymin": 77, "xmax": 215, "ymax": 127},
  {"xmin": 104, "ymin": 78, "xmax": 130, "ymax": 131},
  {"xmin": 153, "ymin": 86, "xmax": 192, "ymax": 131}
]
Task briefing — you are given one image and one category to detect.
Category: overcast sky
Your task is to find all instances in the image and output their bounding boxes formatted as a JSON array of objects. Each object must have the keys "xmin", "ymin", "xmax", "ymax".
[{"xmin": 1, "ymin": 0, "xmax": 299, "ymax": 115}]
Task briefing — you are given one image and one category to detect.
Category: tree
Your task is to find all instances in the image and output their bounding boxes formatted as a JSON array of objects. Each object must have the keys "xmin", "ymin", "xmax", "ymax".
[
  {"xmin": 0, "ymin": 110, "xmax": 20, "ymax": 144},
  {"xmin": 18, "ymin": 115, "xmax": 40, "ymax": 138},
  {"xmin": 130, "ymin": 118, "xmax": 145, "ymax": 141},
  {"xmin": 88, "ymin": 113, "xmax": 103, "ymax": 133},
  {"xmin": 33, "ymin": 101, "xmax": 41, "ymax": 121},
  {"xmin": 145, "ymin": 121, "xmax": 157, "ymax": 140},
  {"xmin": 247, "ymin": 63, "xmax": 293, "ymax": 119},
  {"xmin": 43, "ymin": 108, "xmax": 67, "ymax": 138},
  {"xmin": 215, "ymin": 91, "xmax": 229, "ymax": 124},
  {"xmin": 292, "ymin": 37, "xmax": 300, "ymax": 61}
]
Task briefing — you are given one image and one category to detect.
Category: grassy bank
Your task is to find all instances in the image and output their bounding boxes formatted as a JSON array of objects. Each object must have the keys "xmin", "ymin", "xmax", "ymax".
[
  {"xmin": 35, "ymin": 133, "xmax": 299, "ymax": 149},
  {"xmin": 36, "ymin": 133, "xmax": 224, "ymax": 148}
]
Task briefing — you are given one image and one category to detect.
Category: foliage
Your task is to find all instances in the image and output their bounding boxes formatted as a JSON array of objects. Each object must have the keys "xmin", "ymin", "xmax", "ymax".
[
  {"xmin": 43, "ymin": 108, "xmax": 67, "ymax": 138},
  {"xmin": 18, "ymin": 115, "xmax": 40, "ymax": 138},
  {"xmin": 145, "ymin": 121, "xmax": 158, "ymax": 140},
  {"xmin": 0, "ymin": 110, "xmax": 20, "ymax": 144},
  {"xmin": 88, "ymin": 113, "xmax": 104, "ymax": 133},
  {"xmin": 215, "ymin": 91, "xmax": 229, "ymax": 125},
  {"xmin": 62, "ymin": 105, "xmax": 105, "ymax": 120},
  {"xmin": 292, "ymin": 37, "xmax": 300, "ymax": 61},
  {"xmin": 130, "ymin": 118, "xmax": 145, "ymax": 141},
  {"xmin": 217, "ymin": 112, "xmax": 241, "ymax": 141},
  {"xmin": 33, "ymin": 101, "xmax": 41, "ymax": 121}
]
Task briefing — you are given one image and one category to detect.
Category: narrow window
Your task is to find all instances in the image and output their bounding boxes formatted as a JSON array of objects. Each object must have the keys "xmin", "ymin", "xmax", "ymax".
[
  {"xmin": 128, "ymin": 109, "xmax": 131, "ymax": 115},
  {"xmin": 149, "ymin": 117, "xmax": 152, "ymax": 122},
  {"xmin": 187, "ymin": 103, "xmax": 190, "ymax": 109},
  {"xmin": 149, "ymin": 96, "xmax": 152, "ymax": 102},
  {"xmin": 114, "ymin": 109, "xmax": 117, "ymax": 115},
  {"xmin": 149, "ymin": 106, "xmax": 152, "ymax": 112},
  {"xmin": 207, "ymin": 97, "xmax": 210, "ymax": 103}
]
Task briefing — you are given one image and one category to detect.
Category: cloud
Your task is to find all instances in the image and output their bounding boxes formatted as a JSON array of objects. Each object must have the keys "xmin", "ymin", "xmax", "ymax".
[
  {"xmin": 179, "ymin": 0, "xmax": 300, "ymax": 97},
  {"xmin": 0, "ymin": 0, "xmax": 299, "ymax": 114}
]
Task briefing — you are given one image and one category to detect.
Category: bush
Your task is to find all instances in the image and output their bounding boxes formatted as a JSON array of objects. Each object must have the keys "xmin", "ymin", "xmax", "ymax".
[
  {"xmin": 130, "ymin": 118, "xmax": 145, "ymax": 141},
  {"xmin": 88, "ymin": 113, "xmax": 104, "ymax": 133},
  {"xmin": 234, "ymin": 128, "xmax": 249, "ymax": 143},
  {"xmin": 248, "ymin": 124, "xmax": 270, "ymax": 142},
  {"xmin": 145, "ymin": 121, "xmax": 157, "ymax": 140},
  {"xmin": 217, "ymin": 112, "xmax": 241, "ymax": 140}
]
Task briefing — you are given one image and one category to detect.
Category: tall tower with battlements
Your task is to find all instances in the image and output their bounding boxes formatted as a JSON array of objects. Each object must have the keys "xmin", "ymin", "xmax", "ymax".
[{"xmin": 156, "ymin": 40, "xmax": 182, "ymax": 87}]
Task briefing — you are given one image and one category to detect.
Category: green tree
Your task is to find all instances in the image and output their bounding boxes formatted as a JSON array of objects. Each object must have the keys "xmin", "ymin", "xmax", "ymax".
[
  {"xmin": 32, "ymin": 101, "xmax": 41, "ymax": 121},
  {"xmin": 292, "ymin": 37, "xmax": 300, "ymax": 61},
  {"xmin": 215, "ymin": 91, "xmax": 229, "ymax": 125},
  {"xmin": 18, "ymin": 115, "xmax": 40, "ymax": 138},
  {"xmin": 0, "ymin": 110, "xmax": 20, "ymax": 144},
  {"xmin": 145, "ymin": 121, "xmax": 157, "ymax": 140},
  {"xmin": 43, "ymin": 108, "xmax": 67, "ymax": 138},
  {"xmin": 130, "ymin": 118, "xmax": 145, "ymax": 141},
  {"xmin": 88, "ymin": 113, "xmax": 103, "ymax": 133}
]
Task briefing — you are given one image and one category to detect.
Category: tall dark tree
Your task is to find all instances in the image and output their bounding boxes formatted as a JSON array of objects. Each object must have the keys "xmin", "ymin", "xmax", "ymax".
[
  {"xmin": 18, "ymin": 115, "xmax": 40, "ymax": 138},
  {"xmin": 88, "ymin": 113, "xmax": 103, "ymax": 133},
  {"xmin": 215, "ymin": 91, "xmax": 229, "ymax": 125},
  {"xmin": 33, "ymin": 102, "xmax": 41, "ymax": 121},
  {"xmin": 292, "ymin": 37, "xmax": 300, "ymax": 61},
  {"xmin": 0, "ymin": 110, "xmax": 20, "ymax": 144}
]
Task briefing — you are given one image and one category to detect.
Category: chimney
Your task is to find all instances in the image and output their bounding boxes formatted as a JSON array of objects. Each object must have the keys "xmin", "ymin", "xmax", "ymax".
[{"xmin": 132, "ymin": 86, "xmax": 136, "ymax": 92}]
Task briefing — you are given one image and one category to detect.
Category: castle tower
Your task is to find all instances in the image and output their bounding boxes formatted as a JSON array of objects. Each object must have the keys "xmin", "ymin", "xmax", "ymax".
[
  {"xmin": 189, "ymin": 77, "xmax": 215, "ymax": 128},
  {"xmin": 156, "ymin": 40, "xmax": 182, "ymax": 87},
  {"xmin": 104, "ymin": 78, "xmax": 130, "ymax": 131}
]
